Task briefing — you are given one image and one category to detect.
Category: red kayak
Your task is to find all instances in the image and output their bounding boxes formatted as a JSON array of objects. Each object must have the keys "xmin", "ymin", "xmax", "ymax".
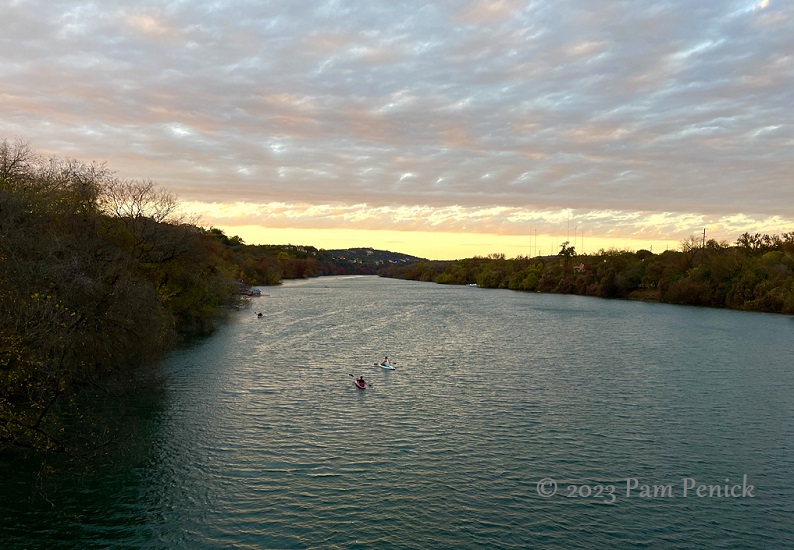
[{"xmin": 354, "ymin": 378, "xmax": 367, "ymax": 389}]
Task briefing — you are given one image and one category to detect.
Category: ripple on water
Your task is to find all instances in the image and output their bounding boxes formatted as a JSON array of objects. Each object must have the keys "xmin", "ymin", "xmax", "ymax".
[{"xmin": 2, "ymin": 277, "xmax": 792, "ymax": 549}]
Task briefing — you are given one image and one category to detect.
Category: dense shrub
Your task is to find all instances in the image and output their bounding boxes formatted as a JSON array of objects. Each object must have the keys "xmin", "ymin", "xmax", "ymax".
[
  {"xmin": 0, "ymin": 140, "xmax": 244, "ymax": 452},
  {"xmin": 383, "ymin": 233, "xmax": 794, "ymax": 316}
]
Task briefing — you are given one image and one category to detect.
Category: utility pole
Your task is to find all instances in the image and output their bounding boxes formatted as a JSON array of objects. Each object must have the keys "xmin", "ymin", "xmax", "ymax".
[{"xmin": 702, "ymin": 228, "xmax": 706, "ymax": 249}]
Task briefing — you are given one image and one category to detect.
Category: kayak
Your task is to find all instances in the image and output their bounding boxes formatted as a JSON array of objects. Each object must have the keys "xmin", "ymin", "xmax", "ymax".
[
  {"xmin": 354, "ymin": 378, "xmax": 367, "ymax": 389},
  {"xmin": 374, "ymin": 362, "xmax": 396, "ymax": 370}
]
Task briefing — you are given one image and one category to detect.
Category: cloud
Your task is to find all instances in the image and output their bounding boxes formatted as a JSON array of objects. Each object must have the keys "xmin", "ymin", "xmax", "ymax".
[{"xmin": 1, "ymin": 0, "xmax": 792, "ymax": 254}]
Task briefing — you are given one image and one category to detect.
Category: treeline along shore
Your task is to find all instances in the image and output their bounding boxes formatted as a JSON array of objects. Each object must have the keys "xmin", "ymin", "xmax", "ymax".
[
  {"xmin": 2, "ymin": 138, "xmax": 792, "ymax": 454},
  {"xmin": 0, "ymin": 139, "xmax": 352, "ymax": 454},
  {"xmin": 380, "ymin": 235, "xmax": 794, "ymax": 315}
]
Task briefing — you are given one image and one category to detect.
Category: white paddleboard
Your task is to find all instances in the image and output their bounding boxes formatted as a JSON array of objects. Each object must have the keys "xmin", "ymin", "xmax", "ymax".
[{"xmin": 374, "ymin": 363, "xmax": 396, "ymax": 370}]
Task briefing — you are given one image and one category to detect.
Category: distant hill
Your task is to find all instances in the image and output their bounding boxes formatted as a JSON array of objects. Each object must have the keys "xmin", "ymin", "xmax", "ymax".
[
  {"xmin": 326, "ymin": 247, "xmax": 426, "ymax": 274},
  {"xmin": 218, "ymin": 237, "xmax": 428, "ymax": 280}
]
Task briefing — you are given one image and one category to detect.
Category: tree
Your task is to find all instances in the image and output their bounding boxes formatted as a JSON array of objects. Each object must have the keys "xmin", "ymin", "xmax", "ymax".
[
  {"xmin": 100, "ymin": 178, "xmax": 178, "ymax": 222},
  {"xmin": 736, "ymin": 232, "xmax": 763, "ymax": 253},
  {"xmin": 558, "ymin": 241, "xmax": 576, "ymax": 267},
  {"xmin": 1, "ymin": 140, "xmax": 242, "ymax": 452},
  {"xmin": 0, "ymin": 138, "xmax": 37, "ymax": 188}
]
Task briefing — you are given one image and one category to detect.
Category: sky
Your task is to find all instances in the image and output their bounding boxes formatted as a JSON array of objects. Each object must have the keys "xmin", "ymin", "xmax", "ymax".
[{"xmin": 2, "ymin": 0, "xmax": 792, "ymax": 260}]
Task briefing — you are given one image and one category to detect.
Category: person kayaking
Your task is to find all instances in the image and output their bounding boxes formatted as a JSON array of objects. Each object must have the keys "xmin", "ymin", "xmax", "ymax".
[{"xmin": 380, "ymin": 356, "xmax": 390, "ymax": 367}]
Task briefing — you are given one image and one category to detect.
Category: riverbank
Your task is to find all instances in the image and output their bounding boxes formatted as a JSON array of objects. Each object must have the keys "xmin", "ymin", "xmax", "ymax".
[{"xmin": 379, "ymin": 240, "xmax": 794, "ymax": 316}]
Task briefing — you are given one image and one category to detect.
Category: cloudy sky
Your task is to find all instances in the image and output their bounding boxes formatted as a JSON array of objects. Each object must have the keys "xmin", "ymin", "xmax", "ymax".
[{"xmin": 3, "ymin": 0, "xmax": 792, "ymax": 259}]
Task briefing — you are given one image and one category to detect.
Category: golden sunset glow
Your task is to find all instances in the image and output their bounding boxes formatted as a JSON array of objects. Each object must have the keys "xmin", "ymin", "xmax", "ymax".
[{"xmin": 218, "ymin": 224, "xmax": 685, "ymax": 261}]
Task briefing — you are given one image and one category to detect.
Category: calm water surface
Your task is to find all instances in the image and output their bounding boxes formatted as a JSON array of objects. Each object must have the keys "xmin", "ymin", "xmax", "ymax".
[{"xmin": 2, "ymin": 276, "xmax": 793, "ymax": 548}]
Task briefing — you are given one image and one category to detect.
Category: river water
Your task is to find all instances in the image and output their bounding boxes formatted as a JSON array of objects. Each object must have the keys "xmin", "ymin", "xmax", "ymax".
[{"xmin": 2, "ymin": 275, "xmax": 793, "ymax": 548}]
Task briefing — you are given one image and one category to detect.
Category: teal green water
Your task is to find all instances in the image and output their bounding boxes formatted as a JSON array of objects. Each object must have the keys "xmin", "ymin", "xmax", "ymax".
[{"xmin": 2, "ymin": 276, "xmax": 793, "ymax": 548}]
